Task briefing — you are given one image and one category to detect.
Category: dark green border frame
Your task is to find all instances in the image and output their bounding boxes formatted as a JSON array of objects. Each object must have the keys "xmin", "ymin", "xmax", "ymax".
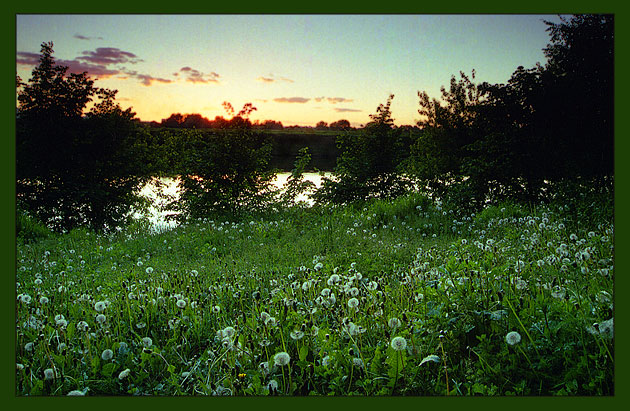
[{"xmin": 4, "ymin": 2, "xmax": 627, "ymax": 409}]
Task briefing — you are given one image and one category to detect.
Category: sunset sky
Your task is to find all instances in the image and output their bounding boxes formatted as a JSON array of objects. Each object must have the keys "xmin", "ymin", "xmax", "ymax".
[{"xmin": 16, "ymin": 14, "xmax": 564, "ymax": 127}]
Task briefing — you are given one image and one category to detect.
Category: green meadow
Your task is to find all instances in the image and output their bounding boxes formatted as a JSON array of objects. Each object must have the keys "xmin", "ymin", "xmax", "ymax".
[{"xmin": 15, "ymin": 189, "xmax": 614, "ymax": 395}]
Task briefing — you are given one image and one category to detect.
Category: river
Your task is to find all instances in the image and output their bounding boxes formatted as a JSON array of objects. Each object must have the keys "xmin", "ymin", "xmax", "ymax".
[{"xmin": 134, "ymin": 172, "xmax": 330, "ymax": 231}]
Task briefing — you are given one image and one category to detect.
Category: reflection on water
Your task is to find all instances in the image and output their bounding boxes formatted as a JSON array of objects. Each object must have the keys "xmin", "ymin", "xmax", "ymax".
[{"xmin": 134, "ymin": 172, "xmax": 330, "ymax": 231}]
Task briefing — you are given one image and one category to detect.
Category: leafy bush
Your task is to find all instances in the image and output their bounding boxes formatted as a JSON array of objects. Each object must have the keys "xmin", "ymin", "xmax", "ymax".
[
  {"xmin": 314, "ymin": 95, "xmax": 414, "ymax": 205},
  {"xmin": 16, "ymin": 208, "xmax": 52, "ymax": 243},
  {"xmin": 169, "ymin": 129, "xmax": 277, "ymax": 219}
]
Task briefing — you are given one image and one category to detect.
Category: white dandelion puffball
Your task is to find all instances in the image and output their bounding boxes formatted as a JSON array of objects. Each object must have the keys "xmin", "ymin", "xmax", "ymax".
[
  {"xmin": 506, "ymin": 331, "xmax": 522, "ymax": 345},
  {"xmin": 273, "ymin": 351, "xmax": 291, "ymax": 367},
  {"xmin": 347, "ymin": 297, "xmax": 359, "ymax": 309},
  {"xmin": 391, "ymin": 336, "xmax": 407, "ymax": 351},
  {"xmin": 44, "ymin": 368, "xmax": 55, "ymax": 380},
  {"xmin": 142, "ymin": 337, "xmax": 153, "ymax": 348},
  {"xmin": 118, "ymin": 368, "xmax": 131, "ymax": 380},
  {"xmin": 388, "ymin": 317, "xmax": 401, "ymax": 329},
  {"xmin": 101, "ymin": 349, "xmax": 114, "ymax": 361},
  {"xmin": 176, "ymin": 299, "xmax": 186, "ymax": 309},
  {"xmin": 94, "ymin": 301, "xmax": 106, "ymax": 312}
]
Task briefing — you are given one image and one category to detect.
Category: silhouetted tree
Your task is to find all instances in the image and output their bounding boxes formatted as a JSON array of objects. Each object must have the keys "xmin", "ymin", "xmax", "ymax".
[
  {"xmin": 16, "ymin": 42, "xmax": 155, "ymax": 231},
  {"xmin": 315, "ymin": 121, "xmax": 328, "ymax": 130},
  {"xmin": 161, "ymin": 113, "xmax": 185, "ymax": 128},
  {"xmin": 329, "ymin": 119, "xmax": 351, "ymax": 130}
]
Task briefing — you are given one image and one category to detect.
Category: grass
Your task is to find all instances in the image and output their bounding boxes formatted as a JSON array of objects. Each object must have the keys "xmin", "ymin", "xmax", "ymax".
[{"xmin": 15, "ymin": 191, "xmax": 614, "ymax": 396}]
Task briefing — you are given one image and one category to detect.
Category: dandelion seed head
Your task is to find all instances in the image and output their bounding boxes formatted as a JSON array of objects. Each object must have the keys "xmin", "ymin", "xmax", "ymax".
[
  {"xmin": 505, "ymin": 331, "xmax": 521, "ymax": 345},
  {"xmin": 44, "ymin": 368, "xmax": 55, "ymax": 380},
  {"xmin": 391, "ymin": 336, "xmax": 407, "ymax": 351},
  {"xmin": 274, "ymin": 351, "xmax": 291, "ymax": 366},
  {"xmin": 101, "ymin": 349, "xmax": 114, "ymax": 361},
  {"xmin": 118, "ymin": 368, "xmax": 131, "ymax": 380}
]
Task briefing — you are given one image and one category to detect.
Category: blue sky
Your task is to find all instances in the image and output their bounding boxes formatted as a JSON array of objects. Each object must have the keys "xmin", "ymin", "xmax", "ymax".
[{"xmin": 16, "ymin": 14, "xmax": 563, "ymax": 126}]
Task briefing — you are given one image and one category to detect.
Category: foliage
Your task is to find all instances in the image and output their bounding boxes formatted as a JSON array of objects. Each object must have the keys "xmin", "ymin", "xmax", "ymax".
[
  {"xmin": 314, "ymin": 95, "xmax": 415, "ymax": 205},
  {"xmin": 167, "ymin": 128, "xmax": 277, "ymax": 219},
  {"xmin": 16, "ymin": 42, "xmax": 156, "ymax": 232},
  {"xmin": 16, "ymin": 206, "xmax": 53, "ymax": 243},
  {"xmin": 279, "ymin": 147, "xmax": 317, "ymax": 206},
  {"xmin": 403, "ymin": 15, "xmax": 613, "ymax": 212}
]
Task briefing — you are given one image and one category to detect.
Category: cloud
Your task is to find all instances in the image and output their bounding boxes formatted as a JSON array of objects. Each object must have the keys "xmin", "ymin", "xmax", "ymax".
[
  {"xmin": 176, "ymin": 66, "xmax": 220, "ymax": 84},
  {"xmin": 334, "ymin": 108, "xmax": 362, "ymax": 113},
  {"xmin": 327, "ymin": 97, "xmax": 353, "ymax": 104},
  {"xmin": 74, "ymin": 34, "xmax": 104, "ymax": 41},
  {"xmin": 313, "ymin": 96, "xmax": 353, "ymax": 104},
  {"xmin": 256, "ymin": 74, "xmax": 294, "ymax": 83},
  {"xmin": 18, "ymin": 47, "xmax": 181, "ymax": 87},
  {"xmin": 123, "ymin": 70, "xmax": 172, "ymax": 86},
  {"xmin": 16, "ymin": 51, "xmax": 40, "ymax": 66},
  {"xmin": 17, "ymin": 51, "xmax": 119, "ymax": 78},
  {"xmin": 273, "ymin": 97, "xmax": 310, "ymax": 103},
  {"xmin": 77, "ymin": 47, "xmax": 142, "ymax": 65}
]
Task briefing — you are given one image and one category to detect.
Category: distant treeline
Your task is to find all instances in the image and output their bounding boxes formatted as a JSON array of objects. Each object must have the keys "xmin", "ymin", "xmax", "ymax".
[{"xmin": 17, "ymin": 15, "xmax": 613, "ymax": 232}]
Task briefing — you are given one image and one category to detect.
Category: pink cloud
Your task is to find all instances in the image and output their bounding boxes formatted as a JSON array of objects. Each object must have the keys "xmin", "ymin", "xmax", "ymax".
[
  {"xmin": 274, "ymin": 97, "xmax": 310, "ymax": 103},
  {"xmin": 176, "ymin": 66, "xmax": 220, "ymax": 84},
  {"xmin": 77, "ymin": 47, "xmax": 142, "ymax": 65}
]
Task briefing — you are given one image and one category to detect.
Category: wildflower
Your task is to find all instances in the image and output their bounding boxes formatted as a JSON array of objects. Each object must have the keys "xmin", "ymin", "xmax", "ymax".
[
  {"xmin": 96, "ymin": 314, "xmax": 106, "ymax": 325},
  {"xmin": 142, "ymin": 337, "xmax": 152, "ymax": 348},
  {"xmin": 19, "ymin": 294, "xmax": 32, "ymax": 304},
  {"xmin": 290, "ymin": 330, "xmax": 304, "ymax": 340},
  {"xmin": 267, "ymin": 379, "xmax": 279, "ymax": 391},
  {"xmin": 347, "ymin": 297, "xmax": 359, "ymax": 309},
  {"xmin": 145, "ymin": 267, "xmax": 154, "ymax": 274},
  {"xmin": 273, "ymin": 351, "xmax": 291, "ymax": 367},
  {"xmin": 260, "ymin": 311, "xmax": 270, "ymax": 323},
  {"xmin": 551, "ymin": 286, "xmax": 566, "ymax": 299},
  {"xmin": 314, "ymin": 262, "xmax": 323, "ymax": 271},
  {"xmin": 391, "ymin": 336, "xmax": 407, "ymax": 351},
  {"xmin": 570, "ymin": 233, "xmax": 578, "ymax": 241},
  {"xmin": 76, "ymin": 321, "xmax": 89, "ymax": 332},
  {"xmin": 39, "ymin": 296, "xmax": 49, "ymax": 304},
  {"xmin": 94, "ymin": 301, "xmax": 106, "ymax": 312},
  {"xmin": 212, "ymin": 305, "xmax": 221, "ymax": 314},
  {"xmin": 505, "ymin": 331, "xmax": 521, "ymax": 346},
  {"xmin": 388, "ymin": 317, "xmax": 401, "ymax": 329},
  {"xmin": 136, "ymin": 322, "xmax": 146, "ymax": 329},
  {"xmin": 101, "ymin": 349, "xmax": 114, "ymax": 361},
  {"xmin": 24, "ymin": 342, "xmax": 34, "ymax": 352},
  {"xmin": 44, "ymin": 368, "xmax": 55, "ymax": 380},
  {"xmin": 320, "ymin": 288, "xmax": 331, "ymax": 297},
  {"xmin": 67, "ymin": 389, "xmax": 87, "ymax": 396},
  {"xmin": 57, "ymin": 343, "xmax": 66, "ymax": 352},
  {"xmin": 222, "ymin": 337, "xmax": 234, "ymax": 349},
  {"xmin": 118, "ymin": 368, "xmax": 131, "ymax": 380},
  {"xmin": 596, "ymin": 291, "xmax": 612, "ymax": 304},
  {"xmin": 327, "ymin": 274, "xmax": 341, "ymax": 286},
  {"xmin": 176, "ymin": 299, "xmax": 186, "ymax": 309},
  {"xmin": 222, "ymin": 326, "xmax": 236, "ymax": 338},
  {"xmin": 352, "ymin": 358, "xmax": 364, "ymax": 368}
]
